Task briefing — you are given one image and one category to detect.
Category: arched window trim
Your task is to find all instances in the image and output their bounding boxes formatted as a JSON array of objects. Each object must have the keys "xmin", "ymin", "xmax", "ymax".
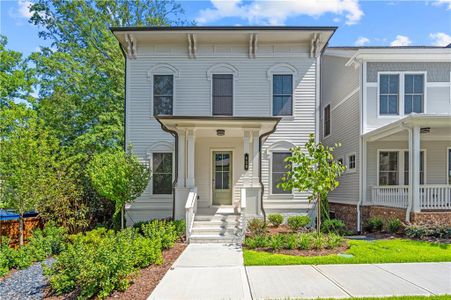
[
  {"xmin": 147, "ymin": 63, "xmax": 180, "ymax": 80},
  {"xmin": 266, "ymin": 63, "xmax": 298, "ymax": 80},
  {"xmin": 206, "ymin": 63, "xmax": 239, "ymax": 80}
]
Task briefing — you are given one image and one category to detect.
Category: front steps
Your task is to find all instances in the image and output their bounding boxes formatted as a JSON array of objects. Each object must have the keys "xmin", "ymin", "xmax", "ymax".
[{"xmin": 189, "ymin": 212, "xmax": 244, "ymax": 244}]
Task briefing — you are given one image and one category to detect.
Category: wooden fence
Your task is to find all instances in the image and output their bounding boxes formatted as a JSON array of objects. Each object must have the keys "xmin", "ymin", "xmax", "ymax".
[{"xmin": 0, "ymin": 217, "xmax": 43, "ymax": 247}]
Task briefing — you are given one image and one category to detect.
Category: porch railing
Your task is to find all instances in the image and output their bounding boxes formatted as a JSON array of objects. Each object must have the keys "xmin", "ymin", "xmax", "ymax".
[
  {"xmin": 185, "ymin": 188, "xmax": 198, "ymax": 240},
  {"xmin": 371, "ymin": 186, "xmax": 409, "ymax": 208},
  {"xmin": 240, "ymin": 188, "xmax": 247, "ymax": 236},
  {"xmin": 420, "ymin": 185, "xmax": 451, "ymax": 210},
  {"xmin": 371, "ymin": 185, "xmax": 451, "ymax": 210}
]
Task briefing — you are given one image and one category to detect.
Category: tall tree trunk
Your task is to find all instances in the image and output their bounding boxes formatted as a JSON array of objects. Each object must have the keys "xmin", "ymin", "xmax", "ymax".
[
  {"xmin": 316, "ymin": 195, "xmax": 321, "ymax": 234},
  {"xmin": 19, "ymin": 213, "xmax": 24, "ymax": 246}
]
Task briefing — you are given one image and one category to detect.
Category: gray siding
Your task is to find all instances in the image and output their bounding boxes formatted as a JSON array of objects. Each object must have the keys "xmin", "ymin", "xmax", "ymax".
[
  {"xmin": 367, "ymin": 62, "xmax": 451, "ymax": 82},
  {"xmin": 320, "ymin": 55, "xmax": 361, "ymax": 205}
]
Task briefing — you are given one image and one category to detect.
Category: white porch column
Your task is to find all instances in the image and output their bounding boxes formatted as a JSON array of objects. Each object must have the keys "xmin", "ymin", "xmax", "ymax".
[
  {"xmin": 176, "ymin": 130, "xmax": 186, "ymax": 188},
  {"xmin": 252, "ymin": 130, "xmax": 260, "ymax": 186},
  {"xmin": 186, "ymin": 129, "xmax": 196, "ymax": 188},
  {"xmin": 411, "ymin": 126, "xmax": 421, "ymax": 212}
]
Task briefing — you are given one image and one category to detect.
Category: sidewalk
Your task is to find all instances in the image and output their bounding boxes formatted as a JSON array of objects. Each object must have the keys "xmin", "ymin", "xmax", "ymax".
[{"xmin": 149, "ymin": 244, "xmax": 451, "ymax": 300}]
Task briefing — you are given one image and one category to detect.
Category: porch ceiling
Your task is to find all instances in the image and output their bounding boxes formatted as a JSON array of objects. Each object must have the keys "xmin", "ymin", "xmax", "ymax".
[{"xmin": 156, "ymin": 115, "xmax": 281, "ymax": 137}]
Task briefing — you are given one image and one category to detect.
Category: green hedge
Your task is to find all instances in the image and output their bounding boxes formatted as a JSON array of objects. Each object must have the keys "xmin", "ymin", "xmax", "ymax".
[{"xmin": 45, "ymin": 220, "xmax": 183, "ymax": 299}]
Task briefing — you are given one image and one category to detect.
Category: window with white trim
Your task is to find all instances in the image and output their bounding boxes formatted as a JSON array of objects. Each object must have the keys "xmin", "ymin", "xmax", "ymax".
[
  {"xmin": 212, "ymin": 74, "xmax": 233, "ymax": 115},
  {"xmin": 324, "ymin": 104, "xmax": 331, "ymax": 137},
  {"xmin": 379, "ymin": 74, "xmax": 399, "ymax": 115},
  {"xmin": 404, "ymin": 74, "xmax": 424, "ymax": 114},
  {"xmin": 379, "ymin": 151, "xmax": 399, "ymax": 185},
  {"xmin": 152, "ymin": 153, "xmax": 173, "ymax": 194},
  {"xmin": 272, "ymin": 75, "xmax": 293, "ymax": 116},
  {"xmin": 153, "ymin": 75, "xmax": 173, "ymax": 115},
  {"xmin": 403, "ymin": 151, "xmax": 425, "ymax": 185},
  {"xmin": 347, "ymin": 153, "xmax": 356, "ymax": 171},
  {"xmin": 272, "ymin": 152, "xmax": 292, "ymax": 194}
]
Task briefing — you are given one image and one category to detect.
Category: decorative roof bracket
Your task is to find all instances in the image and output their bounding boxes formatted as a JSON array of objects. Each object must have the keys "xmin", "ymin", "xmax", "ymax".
[
  {"xmin": 249, "ymin": 33, "xmax": 258, "ymax": 59},
  {"xmin": 125, "ymin": 34, "xmax": 137, "ymax": 59}
]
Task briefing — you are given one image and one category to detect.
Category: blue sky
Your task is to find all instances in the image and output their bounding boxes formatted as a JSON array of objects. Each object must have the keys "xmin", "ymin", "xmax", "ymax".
[{"xmin": 1, "ymin": 0, "xmax": 450, "ymax": 57}]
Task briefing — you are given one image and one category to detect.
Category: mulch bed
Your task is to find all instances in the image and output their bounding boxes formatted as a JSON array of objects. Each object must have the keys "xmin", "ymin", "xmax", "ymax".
[
  {"xmin": 44, "ymin": 242, "xmax": 187, "ymax": 300},
  {"xmin": 107, "ymin": 242, "xmax": 186, "ymax": 300}
]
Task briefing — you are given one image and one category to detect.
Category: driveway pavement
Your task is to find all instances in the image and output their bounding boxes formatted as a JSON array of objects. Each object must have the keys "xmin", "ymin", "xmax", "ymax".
[{"xmin": 149, "ymin": 244, "xmax": 451, "ymax": 300}]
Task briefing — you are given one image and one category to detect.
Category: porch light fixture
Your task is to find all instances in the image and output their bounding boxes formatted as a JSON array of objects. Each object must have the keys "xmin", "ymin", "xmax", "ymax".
[
  {"xmin": 216, "ymin": 129, "xmax": 225, "ymax": 136},
  {"xmin": 420, "ymin": 127, "xmax": 430, "ymax": 134}
]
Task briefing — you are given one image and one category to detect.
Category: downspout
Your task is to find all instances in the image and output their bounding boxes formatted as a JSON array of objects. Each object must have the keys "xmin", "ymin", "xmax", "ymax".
[
  {"xmin": 259, "ymin": 119, "xmax": 281, "ymax": 221},
  {"xmin": 356, "ymin": 61, "xmax": 364, "ymax": 233},
  {"xmin": 401, "ymin": 122, "xmax": 413, "ymax": 222},
  {"xmin": 155, "ymin": 117, "xmax": 179, "ymax": 220}
]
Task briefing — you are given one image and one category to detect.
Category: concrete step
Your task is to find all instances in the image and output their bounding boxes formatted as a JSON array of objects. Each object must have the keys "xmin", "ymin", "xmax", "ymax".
[
  {"xmin": 191, "ymin": 227, "xmax": 239, "ymax": 235},
  {"xmin": 192, "ymin": 220, "xmax": 240, "ymax": 228},
  {"xmin": 194, "ymin": 214, "xmax": 240, "ymax": 222},
  {"xmin": 189, "ymin": 234, "xmax": 243, "ymax": 244}
]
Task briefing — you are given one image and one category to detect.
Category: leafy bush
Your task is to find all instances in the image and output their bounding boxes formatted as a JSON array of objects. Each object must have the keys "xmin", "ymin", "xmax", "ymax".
[
  {"xmin": 46, "ymin": 220, "xmax": 181, "ymax": 299},
  {"xmin": 268, "ymin": 214, "xmax": 284, "ymax": 227},
  {"xmin": 387, "ymin": 218, "xmax": 403, "ymax": 233},
  {"xmin": 321, "ymin": 219, "xmax": 346, "ymax": 235},
  {"xmin": 244, "ymin": 232, "xmax": 344, "ymax": 251},
  {"xmin": 405, "ymin": 225, "xmax": 450, "ymax": 239},
  {"xmin": 365, "ymin": 217, "xmax": 384, "ymax": 232},
  {"xmin": 247, "ymin": 218, "xmax": 267, "ymax": 236},
  {"xmin": 287, "ymin": 215, "xmax": 310, "ymax": 231}
]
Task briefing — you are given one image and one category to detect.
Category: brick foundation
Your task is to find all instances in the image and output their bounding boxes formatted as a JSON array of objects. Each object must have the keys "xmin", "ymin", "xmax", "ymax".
[{"xmin": 329, "ymin": 203, "xmax": 451, "ymax": 230}]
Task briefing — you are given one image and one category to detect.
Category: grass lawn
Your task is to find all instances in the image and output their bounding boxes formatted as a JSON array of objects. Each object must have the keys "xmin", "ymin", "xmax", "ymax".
[{"xmin": 244, "ymin": 239, "xmax": 451, "ymax": 266}]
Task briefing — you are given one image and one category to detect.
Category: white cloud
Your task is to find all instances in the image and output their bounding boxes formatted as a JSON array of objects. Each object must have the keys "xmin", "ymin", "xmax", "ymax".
[
  {"xmin": 429, "ymin": 32, "xmax": 451, "ymax": 46},
  {"xmin": 196, "ymin": 0, "xmax": 364, "ymax": 26},
  {"xmin": 433, "ymin": 0, "xmax": 451, "ymax": 9},
  {"xmin": 8, "ymin": 0, "xmax": 33, "ymax": 24},
  {"xmin": 355, "ymin": 36, "xmax": 370, "ymax": 46},
  {"xmin": 390, "ymin": 35, "xmax": 412, "ymax": 46}
]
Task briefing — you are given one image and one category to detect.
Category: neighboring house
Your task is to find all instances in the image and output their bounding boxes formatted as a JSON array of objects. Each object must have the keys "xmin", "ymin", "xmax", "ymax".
[
  {"xmin": 321, "ymin": 46, "xmax": 451, "ymax": 231},
  {"xmin": 112, "ymin": 26, "xmax": 336, "ymax": 242}
]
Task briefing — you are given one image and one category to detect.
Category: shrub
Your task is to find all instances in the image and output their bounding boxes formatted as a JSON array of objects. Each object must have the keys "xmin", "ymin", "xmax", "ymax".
[
  {"xmin": 247, "ymin": 218, "xmax": 267, "ymax": 236},
  {"xmin": 45, "ymin": 220, "xmax": 181, "ymax": 299},
  {"xmin": 405, "ymin": 225, "xmax": 451, "ymax": 239},
  {"xmin": 321, "ymin": 219, "xmax": 346, "ymax": 235},
  {"xmin": 296, "ymin": 233, "xmax": 313, "ymax": 250},
  {"xmin": 365, "ymin": 217, "xmax": 384, "ymax": 232},
  {"xmin": 287, "ymin": 215, "xmax": 310, "ymax": 231},
  {"xmin": 387, "ymin": 218, "xmax": 402, "ymax": 233},
  {"xmin": 268, "ymin": 214, "xmax": 283, "ymax": 227},
  {"xmin": 325, "ymin": 233, "xmax": 345, "ymax": 249},
  {"xmin": 269, "ymin": 234, "xmax": 285, "ymax": 250}
]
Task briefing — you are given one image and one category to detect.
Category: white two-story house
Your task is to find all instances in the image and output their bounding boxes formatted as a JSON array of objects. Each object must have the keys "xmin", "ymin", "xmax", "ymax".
[
  {"xmin": 321, "ymin": 46, "xmax": 451, "ymax": 231},
  {"xmin": 112, "ymin": 26, "xmax": 336, "ymax": 242}
]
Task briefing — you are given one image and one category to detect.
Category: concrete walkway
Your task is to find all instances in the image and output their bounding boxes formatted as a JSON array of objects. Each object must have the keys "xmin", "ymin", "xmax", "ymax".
[{"xmin": 149, "ymin": 244, "xmax": 451, "ymax": 300}]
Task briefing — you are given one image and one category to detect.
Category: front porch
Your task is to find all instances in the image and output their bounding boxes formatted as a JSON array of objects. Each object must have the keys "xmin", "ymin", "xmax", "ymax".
[
  {"xmin": 363, "ymin": 114, "xmax": 451, "ymax": 220},
  {"xmin": 156, "ymin": 116, "xmax": 280, "ymax": 242}
]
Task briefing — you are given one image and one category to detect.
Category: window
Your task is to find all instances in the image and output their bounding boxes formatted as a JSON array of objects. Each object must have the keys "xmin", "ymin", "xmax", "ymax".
[
  {"xmin": 272, "ymin": 152, "xmax": 292, "ymax": 194},
  {"xmin": 273, "ymin": 75, "xmax": 293, "ymax": 116},
  {"xmin": 379, "ymin": 74, "xmax": 399, "ymax": 115},
  {"xmin": 347, "ymin": 154, "xmax": 356, "ymax": 171},
  {"xmin": 152, "ymin": 153, "xmax": 173, "ymax": 194},
  {"xmin": 404, "ymin": 74, "xmax": 424, "ymax": 114},
  {"xmin": 403, "ymin": 151, "xmax": 425, "ymax": 185},
  {"xmin": 379, "ymin": 151, "xmax": 399, "ymax": 185},
  {"xmin": 212, "ymin": 74, "xmax": 233, "ymax": 115},
  {"xmin": 324, "ymin": 104, "xmax": 331, "ymax": 137},
  {"xmin": 153, "ymin": 75, "xmax": 173, "ymax": 115}
]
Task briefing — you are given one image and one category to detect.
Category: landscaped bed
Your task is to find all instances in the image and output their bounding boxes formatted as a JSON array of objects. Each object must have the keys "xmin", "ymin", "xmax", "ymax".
[{"xmin": 243, "ymin": 214, "xmax": 451, "ymax": 266}]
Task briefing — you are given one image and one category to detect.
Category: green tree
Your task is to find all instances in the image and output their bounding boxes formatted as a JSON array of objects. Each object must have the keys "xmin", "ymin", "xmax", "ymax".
[
  {"xmin": 278, "ymin": 134, "xmax": 346, "ymax": 233},
  {"xmin": 87, "ymin": 149, "xmax": 150, "ymax": 229},
  {"xmin": 26, "ymin": 0, "xmax": 189, "ymax": 226},
  {"xmin": 0, "ymin": 35, "xmax": 35, "ymax": 107},
  {"xmin": 0, "ymin": 104, "xmax": 58, "ymax": 245}
]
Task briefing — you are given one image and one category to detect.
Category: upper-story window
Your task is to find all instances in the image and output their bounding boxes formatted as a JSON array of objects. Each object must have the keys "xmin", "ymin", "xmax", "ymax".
[
  {"xmin": 153, "ymin": 75, "xmax": 173, "ymax": 115},
  {"xmin": 379, "ymin": 74, "xmax": 399, "ymax": 115},
  {"xmin": 324, "ymin": 104, "xmax": 331, "ymax": 137},
  {"xmin": 212, "ymin": 74, "xmax": 233, "ymax": 115},
  {"xmin": 273, "ymin": 75, "xmax": 293, "ymax": 116},
  {"xmin": 404, "ymin": 74, "xmax": 424, "ymax": 114}
]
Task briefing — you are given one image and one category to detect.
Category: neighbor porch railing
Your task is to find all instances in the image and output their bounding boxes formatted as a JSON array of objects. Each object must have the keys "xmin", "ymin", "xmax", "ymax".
[
  {"xmin": 185, "ymin": 188, "xmax": 198, "ymax": 240},
  {"xmin": 371, "ymin": 185, "xmax": 451, "ymax": 210},
  {"xmin": 240, "ymin": 188, "xmax": 247, "ymax": 236},
  {"xmin": 420, "ymin": 185, "xmax": 451, "ymax": 210}
]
